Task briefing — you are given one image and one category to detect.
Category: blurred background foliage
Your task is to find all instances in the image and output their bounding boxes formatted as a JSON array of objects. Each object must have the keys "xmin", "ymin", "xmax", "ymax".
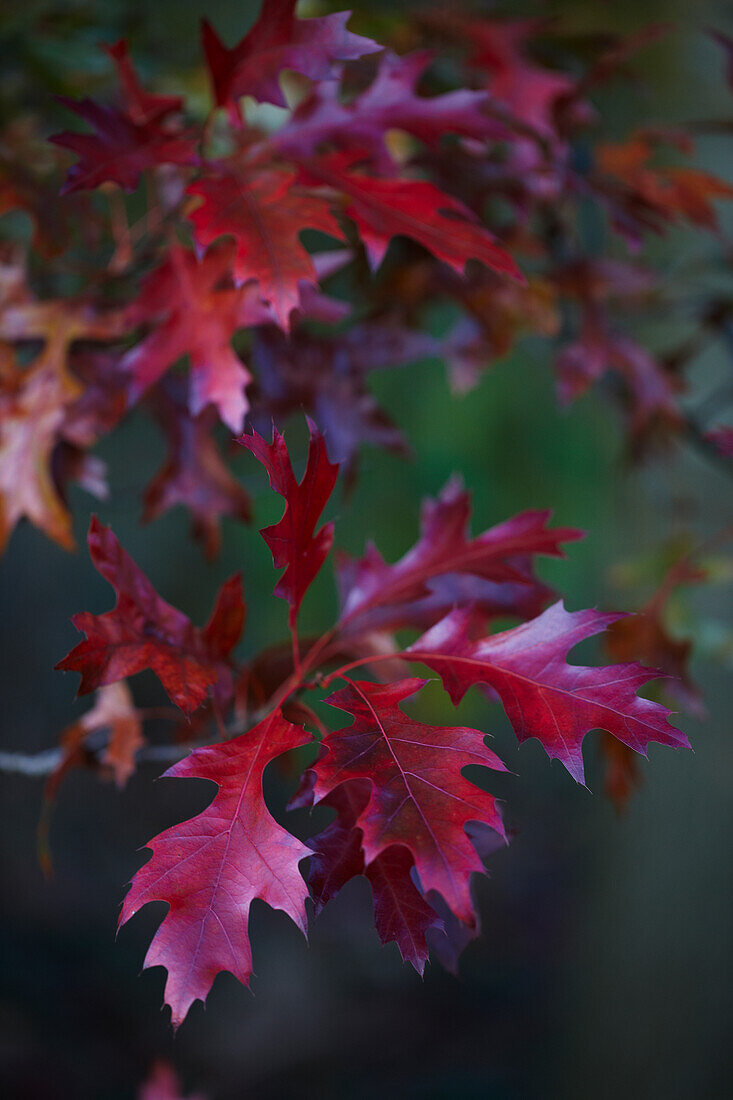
[{"xmin": 1, "ymin": 1, "xmax": 732, "ymax": 1098}]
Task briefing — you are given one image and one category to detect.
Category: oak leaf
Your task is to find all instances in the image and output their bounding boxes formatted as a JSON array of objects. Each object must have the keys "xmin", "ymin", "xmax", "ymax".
[
  {"xmin": 56, "ymin": 517, "xmax": 244, "ymax": 715},
  {"xmin": 0, "ymin": 293, "xmax": 125, "ymax": 551},
  {"xmin": 51, "ymin": 97, "xmax": 195, "ymax": 194},
  {"xmin": 275, "ymin": 50, "xmax": 502, "ymax": 164},
  {"xmin": 303, "ymin": 152, "xmax": 522, "ymax": 279},
  {"xmin": 202, "ymin": 1, "xmax": 379, "ymax": 118},
  {"xmin": 408, "ymin": 601, "xmax": 689, "ymax": 784},
  {"xmin": 300, "ymin": 779, "xmax": 442, "ymax": 973},
  {"xmin": 186, "ymin": 168, "xmax": 344, "ymax": 331},
  {"xmin": 239, "ymin": 420, "xmax": 338, "ymax": 624},
  {"xmin": 120, "ymin": 709, "xmax": 312, "ymax": 1027},
  {"xmin": 337, "ymin": 477, "xmax": 582, "ymax": 634},
  {"xmin": 311, "ymin": 677, "xmax": 506, "ymax": 924},
  {"xmin": 122, "ymin": 244, "xmax": 270, "ymax": 432}
]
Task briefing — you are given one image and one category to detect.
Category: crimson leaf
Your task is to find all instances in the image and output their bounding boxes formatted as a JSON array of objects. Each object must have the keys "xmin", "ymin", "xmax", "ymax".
[
  {"xmin": 56, "ymin": 517, "xmax": 244, "ymax": 715},
  {"xmin": 304, "ymin": 780, "xmax": 442, "ymax": 973},
  {"xmin": 239, "ymin": 421, "xmax": 338, "ymax": 624},
  {"xmin": 120, "ymin": 709, "xmax": 311, "ymax": 1027},
  {"xmin": 407, "ymin": 601, "xmax": 690, "ymax": 784},
  {"xmin": 186, "ymin": 168, "xmax": 345, "ymax": 331},
  {"xmin": 338, "ymin": 477, "xmax": 582, "ymax": 631},
  {"xmin": 301, "ymin": 151, "xmax": 523, "ymax": 279},
  {"xmin": 51, "ymin": 97, "xmax": 194, "ymax": 194},
  {"xmin": 202, "ymin": 1, "xmax": 380, "ymax": 118},
  {"xmin": 311, "ymin": 677, "xmax": 506, "ymax": 925}
]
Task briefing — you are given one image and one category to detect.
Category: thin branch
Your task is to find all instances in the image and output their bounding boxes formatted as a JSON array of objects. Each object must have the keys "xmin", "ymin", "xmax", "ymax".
[
  {"xmin": 0, "ymin": 749, "xmax": 65, "ymax": 777},
  {"xmin": 0, "ymin": 740, "xmax": 206, "ymax": 779}
]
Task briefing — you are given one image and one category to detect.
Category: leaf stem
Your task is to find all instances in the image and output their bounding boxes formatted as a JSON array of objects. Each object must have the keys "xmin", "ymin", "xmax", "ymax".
[
  {"xmin": 321, "ymin": 651, "xmax": 410, "ymax": 688},
  {"xmin": 290, "ymin": 618, "xmax": 302, "ymax": 679}
]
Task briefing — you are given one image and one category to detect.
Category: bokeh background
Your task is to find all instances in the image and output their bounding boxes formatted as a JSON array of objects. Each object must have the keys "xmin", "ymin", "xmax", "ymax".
[{"xmin": 1, "ymin": 1, "xmax": 732, "ymax": 1097}]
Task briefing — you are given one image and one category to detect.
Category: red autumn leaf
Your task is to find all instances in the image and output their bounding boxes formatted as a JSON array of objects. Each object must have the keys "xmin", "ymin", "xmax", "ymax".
[
  {"xmin": 201, "ymin": 570, "xmax": 247, "ymax": 663},
  {"xmin": 337, "ymin": 477, "xmax": 582, "ymax": 632},
  {"xmin": 186, "ymin": 168, "xmax": 345, "ymax": 331},
  {"xmin": 50, "ymin": 97, "xmax": 195, "ymax": 194},
  {"xmin": 239, "ymin": 420, "xmax": 338, "ymax": 624},
  {"xmin": 102, "ymin": 40, "xmax": 184, "ymax": 126},
  {"xmin": 56, "ymin": 517, "xmax": 244, "ymax": 715},
  {"xmin": 302, "ymin": 151, "xmax": 522, "ymax": 279},
  {"xmin": 119, "ymin": 709, "xmax": 312, "ymax": 1028},
  {"xmin": 464, "ymin": 17, "xmax": 576, "ymax": 140},
  {"xmin": 301, "ymin": 779, "xmax": 367, "ymax": 915},
  {"xmin": 49, "ymin": 38, "xmax": 193, "ymax": 193},
  {"xmin": 122, "ymin": 244, "xmax": 270, "ymax": 432},
  {"xmin": 303, "ymin": 779, "xmax": 442, "ymax": 973},
  {"xmin": 275, "ymin": 50, "xmax": 502, "ymax": 163},
  {"xmin": 201, "ymin": 1, "xmax": 380, "ymax": 119},
  {"xmin": 337, "ymin": 567, "xmax": 558, "ymax": 644},
  {"xmin": 311, "ymin": 677, "xmax": 506, "ymax": 925},
  {"xmin": 366, "ymin": 841, "xmax": 443, "ymax": 972},
  {"xmin": 407, "ymin": 601, "xmax": 689, "ymax": 784},
  {"xmin": 143, "ymin": 379, "xmax": 251, "ymax": 559}
]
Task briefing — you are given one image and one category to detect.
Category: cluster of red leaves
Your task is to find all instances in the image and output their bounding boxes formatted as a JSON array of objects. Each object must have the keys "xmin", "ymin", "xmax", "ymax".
[
  {"xmin": 2, "ymin": 4, "xmax": 733, "ymax": 557},
  {"xmin": 2, "ymin": 0, "xmax": 726, "ymax": 1031},
  {"xmin": 54, "ymin": 423, "xmax": 689, "ymax": 1027}
]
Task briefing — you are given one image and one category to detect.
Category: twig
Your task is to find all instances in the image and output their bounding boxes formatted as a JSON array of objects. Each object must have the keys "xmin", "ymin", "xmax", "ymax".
[{"xmin": 0, "ymin": 740, "xmax": 206, "ymax": 779}]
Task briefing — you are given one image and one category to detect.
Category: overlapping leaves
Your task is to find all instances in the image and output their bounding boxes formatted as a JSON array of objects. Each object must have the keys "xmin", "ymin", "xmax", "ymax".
[{"xmin": 52, "ymin": 426, "xmax": 690, "ymax": 1026}]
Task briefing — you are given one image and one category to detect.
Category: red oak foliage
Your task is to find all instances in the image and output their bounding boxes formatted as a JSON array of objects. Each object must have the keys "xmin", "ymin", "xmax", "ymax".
[
  {"xmin": 186, "ymin": 168, "xmax": 345, "ymax": 330},
  {"xmin": 302, "ymin": 151, "xmax": 523, "ymax": 279},
  {"xmin": 201, "ymin": 1, "xmax": 379, "ymax": 118},
  {"xmin": 303, "ymin": 780, "xmax": 441, "ymax": 973},
  {"xmin": 336, "ymin": 477, "xmax": 582, "ymax": 634},
  {"xmin": 102, "ymin": 40, "xmax": 185, "ymax": 126},
  {"xmin": 51, "ymin": 97, "xmax": 195, "ymax": 194},
  {"xmin": 275, "ymin": 49, "xmax": 502, "ymax": 162},
  {"xmin": 121, "ymin": 243, "xmax": 270, "ymax": 433},
  {"xmin": 61, "ymin": 423, "xmax": 692, "ymax": 1026},
  {"xmin": 239, "ymin": 420, "xmax": 338, "ymax": 623},
  {"xmin": 56, "ymin": 517, "xmax": 244, "ymax": 715},
  {"xmin": 311, "ymin": 677, "xmax": 506, "ymax": 924},
  {"xmin": 120, "ymin": 709, "xmax": 312, "ymax": 1028},
  {"xmin": 4, "ymin": 0, "xmax": 725, "ymax": 1035},
  {"xmin": 408, "ymin": 601, "xmax": 689, "ymax": 784}
]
